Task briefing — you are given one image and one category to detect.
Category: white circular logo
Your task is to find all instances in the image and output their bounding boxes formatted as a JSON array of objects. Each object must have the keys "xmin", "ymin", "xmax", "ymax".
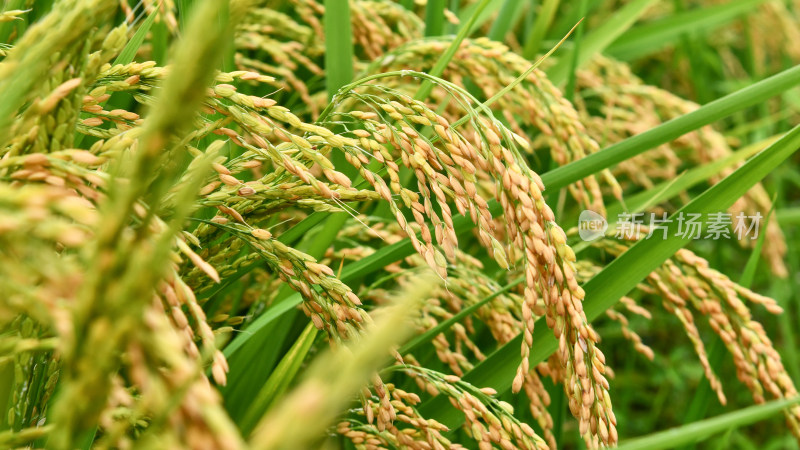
[{"xmin": 578, "ymin": 210, "xmax": 608, "ymax": 242}]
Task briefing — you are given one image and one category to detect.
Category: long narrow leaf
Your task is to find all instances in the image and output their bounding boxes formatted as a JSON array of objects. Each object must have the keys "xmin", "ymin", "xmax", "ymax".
[
  {"xmin": 546, "ymin": 0, "xmax": 657, "ymax": 85},
  {"xmin": 114, "ymin": 7, "xmax": 159, "ymax": 65},
  {"xmin": 487, "ymin": 0, "xmax": 523, "ymax": 42},
  {"xmin": 399, "ymin": 277, "xmax": 524, "ymax": 355},
  {"xmin": 617, "ymin": 397, "xmax": 800, "ymax": 450},
  {"xmin": 607, "ymin": 0, "xmax": 768, "ymax": 60},
  {"xmin": 424, "ymin": 0, "xmax": 446, "ymax": 37},
  {"xmin": 456, "ymin": 0, "xmax": 505, "ymax": 35},
  {"xmin": 239, "ymin": 323, "xmax": 318, "ymax": 435},
  {"xmin": 543, "ymin": 63, "xmax": 800, "ymax": 190},
  {"xmin": 324, "ymin": 0, "xmax": 353, "ymax": 99},
  {"xmin": 415, "ymin": 0, "xmax": 492, "ymax": 101},
  {"xmin": 522, "ymin": 0, "xmax": 560, "ymax": 59},
  {"xmin": 562, "ymin": 0, "xmax": 587, "ymax": 102}
]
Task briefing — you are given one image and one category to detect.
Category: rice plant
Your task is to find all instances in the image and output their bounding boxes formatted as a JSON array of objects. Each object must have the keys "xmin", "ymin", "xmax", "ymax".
[{"xmin": 1, "ymin": 0, "xmax": 800, "ymax": 448}]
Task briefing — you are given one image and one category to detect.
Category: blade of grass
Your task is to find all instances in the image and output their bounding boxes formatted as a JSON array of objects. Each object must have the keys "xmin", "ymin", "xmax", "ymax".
[
  {"xmin": 546, "ymin": 0, "xmax": 658, "ymax": 85},
  {"xmin": 415, "ymin": 0, "xmax": 492, "ymax": 102},
  {"xmin": 239, "ymin": 323, "xmax": 318, "ymax": 435},
  {"xmin": 777, "ymin": 208, "xmax": 800, "ymax": 225},
  {"xmin": 547, "ymin": 381, "xmax": 566, "ymax": 446},
  {"xmin": 399, "ymin": 276, "xmax": 524, "ymax": 355},
  {"xmin": 150, "ymin": 18, "xmax": 169, "ymax": 65},
  {"xmin": 600, "ymin": 135, "xmax": 772, "ymax": 231},
  {"xmin": 76, "ymin": 428, "xmax": 97, "ymax": 450},
  {"xmin": 223, "ymin": 294, "xmax": 301, "ymax": 358},
  {"xmin": 543, "ymin": 63, "xmax": 800, "ymax": 190},
  {"xmin": 487, "ymin": 0, "xmax": 524, "ymax": 42},
  {"xmin": 770, "ymin": 172, "xmax": 800, "ymax": 384},
  {"xmin": 522, "ymin": 0, "xmax": 560, "ymax": 59},
  {"xmin": 739, "ymin": 198, "xmax": 775, "ymax": 288},
  {"xmin": 324, "ymin": 0, "xmax": 354, "ymax": 100},
  {"xmin": 572, "ymin": 173, "xmax": 686, "ymax": 254},
  {"xmin": 617, "ymin": 397, "xmax": 800, "ymax": 450},
  {"xmin": 446, "ymin": 0, "xmax": 460, "ymax": 33},
  {"xmin": 113, "ymin": 7, "xmax": 159, "ymax": 65},
  {"xmin": 607, "ymin": 0, "xmax": 768, "ymax": 60},
  {"xmin": 219, "ymin": 2, "xmax": 236, "ymax": 72},
  {"xmin": 456, "ymin": 0, "xmax": 505, "ymax": 35},
  {"xmin": 672, "ymin": 0, "xmax": 714, "ymax": 104},
  {"xmin": 573, "ymin": 136, "xmax": 777, "ymax": 255},
  {"xmin": 680, "ymin": 337, "xmax": 726, "ymax": 450},
  {"xmin": 176, "ymin": 0, "xmax": 192, "ymax": 31},
  {"xmin": 417, "ymin": 120, "xmax": 800, "ymax": 428},
  {"xmin": 424, "ymin": 0, "xmax": 446, "ymax": 37},
  {"xmin": 562, "ymin": 0, "xmax": 586, "ymax": 102},
  {"xmin": 0, "ymin": 362, "xmax": 11, "ymax": 431}
]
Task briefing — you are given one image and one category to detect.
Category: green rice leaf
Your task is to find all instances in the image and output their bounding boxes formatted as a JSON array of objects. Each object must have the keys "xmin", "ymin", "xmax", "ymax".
[
  {"xmin": 546, "ymin": 0, "xmax": 658, "ymax": 85},
  {"xmin": 424, "ymin": 0, "xmax": 446, "ymax": 37},
  {"xmin": 239, "ymin": 323, "xmax": 319, "ymax": 435},
  {"xmin": 113, "ymin": 7, "xmax": 159, "ymax": 65},
  {"xmin": 324, "ymin": 0, "xmax": 354, "ymax": 99},
  {"xmin": 617, "ymin": 397, "xmax": 800, "ymax": 450},
  {"xmin": 543, "ymin": 63, "xmax": 800, "ymax": 190},
  {"xmin": 607, "ymin": 0, "xmax": 768, "ymax": 60}
]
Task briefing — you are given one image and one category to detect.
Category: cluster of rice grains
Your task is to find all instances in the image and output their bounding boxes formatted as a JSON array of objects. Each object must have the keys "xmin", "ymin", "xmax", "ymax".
[
  {"xmin": 589, "ymin": 237, "xmax": 800, "ymax": 438},
  {"xmin": 315, "ymin": 71, "xmax": 616, "ymax": 447},
  {"xmin": 233, "ymin": 0, "xmax": 422, "ymax": 116},
  {"xmin": 340, "ymin": 367, "xmax": 550, "ymax": 450},
  {"xmin": 369, "ymin": 38, "xmax": 622, "ymax": 215},
  {"xmin": 358, "ymin": 249, "xmax": 585, "ymax": 449}
]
